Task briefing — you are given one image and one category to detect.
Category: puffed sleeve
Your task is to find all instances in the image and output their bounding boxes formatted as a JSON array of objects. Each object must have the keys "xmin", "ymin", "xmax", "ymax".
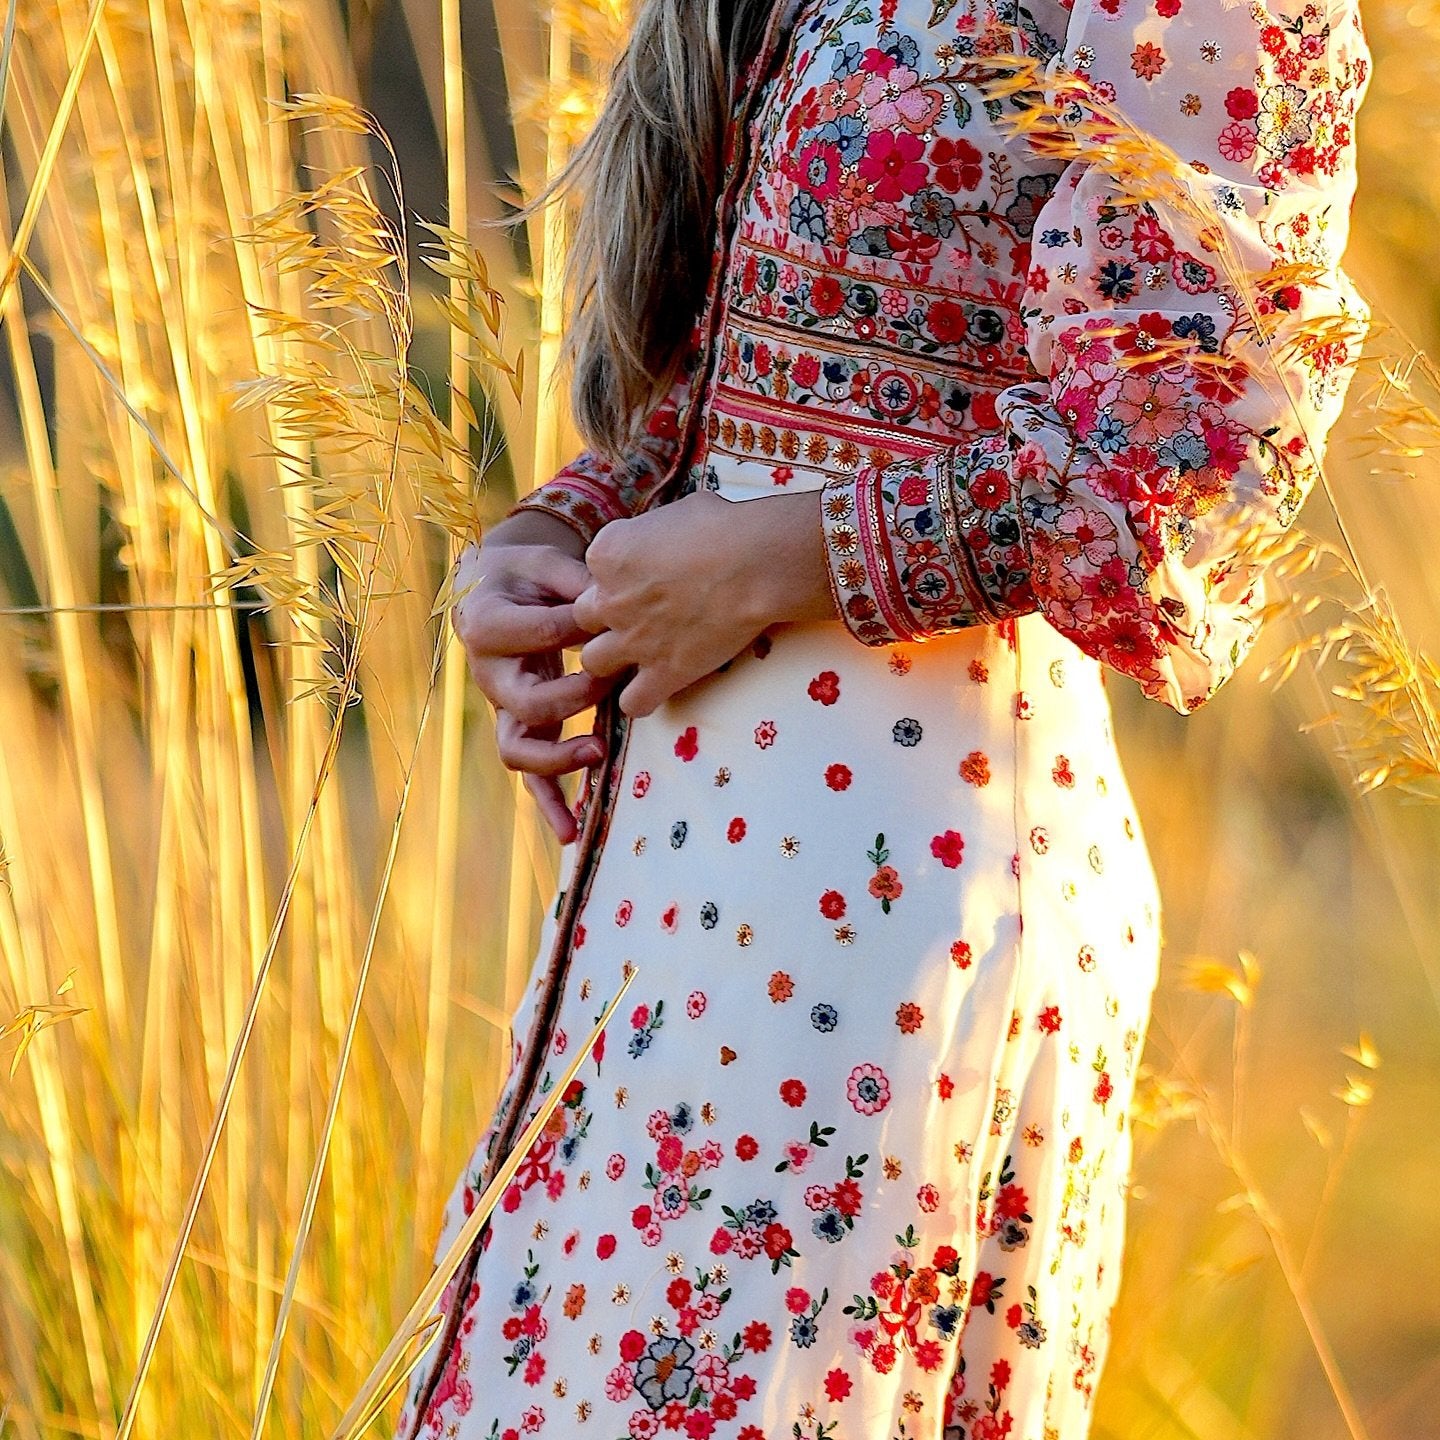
[{"xmin": 819, "ymin": 0, "xmax": 1373, "ymax": 712}]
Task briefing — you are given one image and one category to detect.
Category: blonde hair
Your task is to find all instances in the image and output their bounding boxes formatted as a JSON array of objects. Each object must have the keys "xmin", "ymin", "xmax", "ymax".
[{"xmin": 547, "ymin": 0, "xmax": 773, "ymax": 460}]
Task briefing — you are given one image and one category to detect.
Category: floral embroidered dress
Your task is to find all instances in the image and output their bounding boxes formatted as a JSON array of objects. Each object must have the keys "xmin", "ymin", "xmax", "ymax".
[{"xmin": 397, "ymin": 1, "xmax": 1370, "ymax": 1438}]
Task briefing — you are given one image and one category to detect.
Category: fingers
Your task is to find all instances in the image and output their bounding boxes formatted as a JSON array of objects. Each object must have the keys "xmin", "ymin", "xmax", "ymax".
[
  {"xmin": 460, "ymin": 597, "xmax": 592, "ymax": 657},
  {"xmin": 617, "ymin": 668, "xmax": 682, "ymax": 720},
  {"xmin": 578, "ymin": 629, "xmax": 633, "ymax": 680},
  {"xmin": 494, "ymin": 710, "xmax": 606, "ymax": 778},
  {"xmin": 485, "ymin": 663, "xmax": 615, "ymax": 729},
  {"xmin": 524, "ymin": 771, "xmax": 580, "ymax": 845}
]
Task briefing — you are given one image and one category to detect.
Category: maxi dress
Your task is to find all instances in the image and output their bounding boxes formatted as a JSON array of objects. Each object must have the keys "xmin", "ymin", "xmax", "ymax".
[{"xmin": 397, "ymin": 0, "xmax": 1371, "ymax": 1436}]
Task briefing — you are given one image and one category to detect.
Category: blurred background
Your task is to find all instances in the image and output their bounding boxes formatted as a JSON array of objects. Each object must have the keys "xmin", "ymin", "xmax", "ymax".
[{"xmin": 0, "ymin": 1, "xmax": 1436, "ymax": 1437}]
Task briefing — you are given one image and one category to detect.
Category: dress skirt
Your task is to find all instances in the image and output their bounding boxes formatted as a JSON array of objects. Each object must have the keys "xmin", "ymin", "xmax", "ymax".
[{"xmin": 396, "ymin": 605, "xmax": 1162, "ymax": 1440}]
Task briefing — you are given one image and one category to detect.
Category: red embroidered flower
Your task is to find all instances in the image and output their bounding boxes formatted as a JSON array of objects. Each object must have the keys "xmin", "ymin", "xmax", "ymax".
[
  {"xmin": 824, "ymin": 1369, "xmax": 853, "ymax": 1402},
  {"xmin": 819, "ymin": 888, "xmax": 847, "ymax": 919},
  {"xmin": 779, "ymin": 1077, "xmax": 807, "ymax": 1107},
  {"xmin": 807, "ymin": 669, "xmax": 841, "ymax": 704},
  {"xmin": 926, "ymin": 298, "xmax": 968, "ymax": 344},
  {"xmin": 868, "ymin": 865, "xmax": 903, "ymax": 901},
  {"xmin": 1225, "ymin": 85, "xmax": 1259, "ymax": 119},
  {"xmin": 930, "ymin": 135, "xmax": 982, "ymax": 191},
  {"xmin": 727, "ymin": 816, "xmax": 747, "ymax": 842},
  {"xmin": 895, "ymin": 1001, "xmax": 923, "ymax": 1034},
  {"xmin": 825, "ymin": 763, "xmax": 852, "ymax": 792},
  {"xmin": 742, "ymin": 1320, "xmax": 772, "ymax": 1352},
  {"xmin": 970, "ymin": 391, "xmax": 999, "ymax": 430},
  {"xmin": 810, "ymin": 275, "xmax": 846, "ymax": 318},
  {"xmin": 897, "ymin": 471, "xmax": 929, "ymax": 506},
  {"xmin": 1038, "ymin": 1005, "xmax": 1063, "ymax": 1033},
  {"xmin": 674, "ymin": 726, "xmax": 699, "ymax": 761},
  {"xmin": 930, "ymin": 830, "xmax": 965, "ymax": 868},
  {"xmin": 951, "ymin": 939, "xmax": 973, "ymax": 968},
  {"xmin": 596, "ymin": 1233, "xmax": 616, "ymax": 1259},
  {"xmin": 736, "ymin": 1133, "xmax": 759, "ymax": 1161},
  {"xmin": 792, "ymin": 352, "xmax": 821, "ymax": 388},
  {"xmin": 968, "ymin": 467, "xmax": 1009, "ymax": 510},
  {"xmin": 762, "ymin": 1223, "xmax": 793, "ymax": 1260}
]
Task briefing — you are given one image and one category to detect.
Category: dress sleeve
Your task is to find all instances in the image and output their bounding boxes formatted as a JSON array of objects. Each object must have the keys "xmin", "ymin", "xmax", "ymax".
[
  {"xmin": 508, "ymin": 371, "xmax": 691, "ymax": 546},
  {"xmin": 509, "ymin": 324, "xmax": 705, "ymax": 547},
  {"xmin": 819, "ymin": 0, "xmax": 1373, "ymax": 713}
]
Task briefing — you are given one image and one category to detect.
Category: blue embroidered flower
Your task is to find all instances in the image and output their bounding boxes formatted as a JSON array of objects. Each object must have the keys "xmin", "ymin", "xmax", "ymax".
[
  {"xmin": 670, "ymin": 820, "xmax": 688, "ymax": 849},
  {"xmin": 790, "ymin": 1312, "xmax": 819, "ymax": 1347},
  {"xmin": 670, "ymin": 1101, "xmax": 694, "ymax": 1134},
  {"xmin": 1091, "ymin": 411, "xmax": 1128, "ymax": 453},
  {"xmin": 817, "ymin": 115, "xmax": 866, "ymax": 166},
  {"xmin": 830, "ymin": 40, "xmax": 865, "ymax": 79},
  {"xmin": 812, "ymin": 1207, "xmax": 846, "ymax": 1243},
  {"xmin": 700, "ymin": 901, "xmax": 719, "ymax": 930},
  {"xmin": 810, "ymin": 1002, "xmax": 838, "ymax": 1032},
  {"xmin": 892, "ymin": 717, "xmax": 923, "ymax": 747},
  {"xmin": 1159, "ymin": 429, "xmax": 1210, "ymax": 472},
  {"xmin": 789, "ymin": 192, "xmax": 829, "ymax": 243},
  {"xmin": 1004, "ymin": 173, "xmax": 1056, "ymax": 239},
  {"xmin": 1174, "ymin": 312, "xmax": 1218, "ymax": 352},
  {"xmin": 635, "ymin": 1335, "xmax": 697, "ymax": 1411},
  {"xmin": 1096, "ymin": 260, "xmax": 1139, "ymax": 302}
]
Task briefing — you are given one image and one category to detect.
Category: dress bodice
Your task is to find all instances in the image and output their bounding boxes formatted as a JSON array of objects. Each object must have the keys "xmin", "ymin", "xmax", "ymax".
[{"xmin": 691, "ymin": 0, "xmax": 1074, "ymax": 499}]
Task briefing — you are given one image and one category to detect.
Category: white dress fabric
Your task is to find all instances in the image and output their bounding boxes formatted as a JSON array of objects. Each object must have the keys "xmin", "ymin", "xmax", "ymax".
[{"xmin": 395, "ymin": 0, "xmax": 1370, "ymax": 1436}]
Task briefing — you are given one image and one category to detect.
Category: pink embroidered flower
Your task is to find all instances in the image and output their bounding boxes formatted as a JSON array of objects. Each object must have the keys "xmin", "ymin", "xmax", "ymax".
[
  {"xmin": 858, "ymin": 130, "xmax": 927, "ymax": 202},
  {"xmin": 616, "ymin": 900, "xmax": 634, "ymax": 928},
  {"xmin": 631, "ymin": 770, "xmax": 651, "ymax": 798},
  {"xmin": 1111, "ymin": 371, "xmax": 1188, "ymax": 447},
  {"xmin": 859, "ymin": 61, "xmax": 942, "ymax": 133},
  {"xmin": 1218, "ymin": 121, "xmax": 1259, "ymax": 163},
  {"xmin": 754, "ymin": 719, "xmax": 778, "ymax": 749},
  {"xmin": 694, "ymin": 1354, "xmax": 731, "ymax": 1395},
  {"xmin": 686, "ymin": 990, "xmax": 707, "ymax": 1019},
  {"xmin": 847, "ymin": 1063, "xmax": 891, "ymax": 1115},
  {"xmin": 796, "ymin": 138, "xmax": 842, "ymax": 200}
]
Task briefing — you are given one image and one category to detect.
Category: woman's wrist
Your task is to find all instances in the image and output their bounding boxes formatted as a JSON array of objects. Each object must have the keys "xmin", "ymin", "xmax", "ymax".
[
  {"xmin": 485, "ymin": 507, "xmax": 591, "ymax": 560},
  {"xmin": 731, "ymin": 489, "xmax": 839, "ymax": 629}
]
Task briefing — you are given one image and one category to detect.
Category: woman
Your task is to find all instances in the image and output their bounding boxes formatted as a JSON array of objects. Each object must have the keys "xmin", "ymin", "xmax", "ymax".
[{"xmin": 398, "ymin": 0, "xmax": 1371, "ymax": 1436}]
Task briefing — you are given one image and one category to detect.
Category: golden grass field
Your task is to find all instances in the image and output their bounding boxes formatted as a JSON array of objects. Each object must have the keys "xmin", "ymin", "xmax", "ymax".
[{"xmin": 0, "ymin": 1, "xmax": 1437, "ymax": 1437}]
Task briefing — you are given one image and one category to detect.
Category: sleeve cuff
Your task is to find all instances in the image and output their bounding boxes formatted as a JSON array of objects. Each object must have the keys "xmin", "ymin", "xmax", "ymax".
[
  {"xmin": 507, "ymin": 471, "xmax": 627, "ymax": 549},
  {"xmin": 820, "ymin": 431, "xmax": 1039, "ymax": 647}
]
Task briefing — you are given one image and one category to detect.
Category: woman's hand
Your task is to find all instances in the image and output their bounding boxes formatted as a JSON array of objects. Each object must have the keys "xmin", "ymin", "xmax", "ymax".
[
  {"xmin": 452, "ymin": 513, "xmax": 618, "ymax": 843},
  {"xmin": 573, "ymin": 488, "xmax": 837, "ymax": 717}
]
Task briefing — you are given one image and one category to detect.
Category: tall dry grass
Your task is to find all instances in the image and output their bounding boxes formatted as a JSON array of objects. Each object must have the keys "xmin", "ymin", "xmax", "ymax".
[{"xmin": 0, "ymin": 2, "xmax": 1436, "ymax": 1439}]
